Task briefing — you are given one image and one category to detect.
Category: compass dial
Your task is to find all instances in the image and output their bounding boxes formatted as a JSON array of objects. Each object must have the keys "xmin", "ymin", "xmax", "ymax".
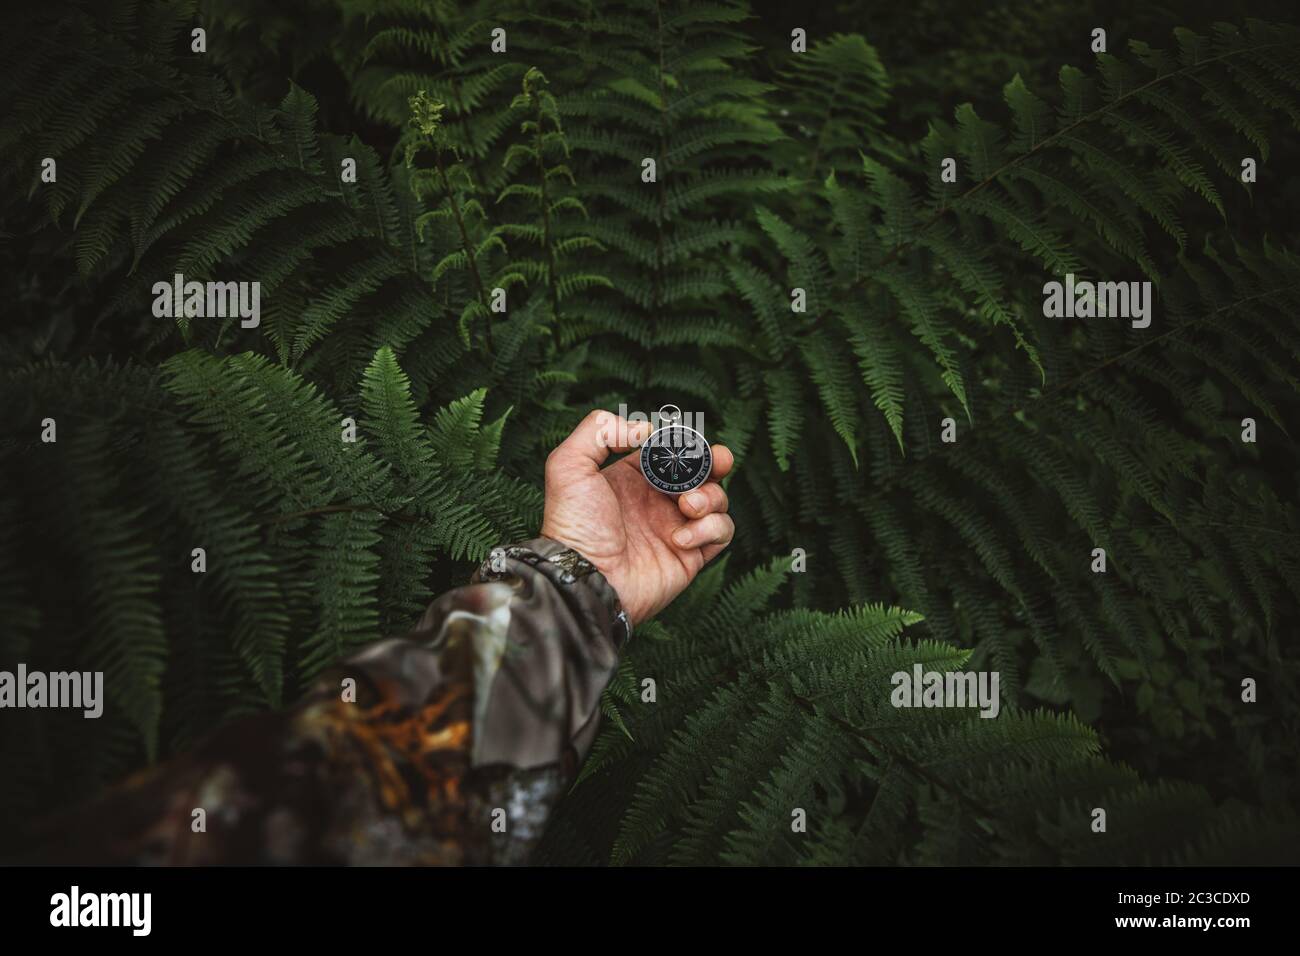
[{"xmin": 640, "ymin": 424, "xmax": 712, "ymax": 494}]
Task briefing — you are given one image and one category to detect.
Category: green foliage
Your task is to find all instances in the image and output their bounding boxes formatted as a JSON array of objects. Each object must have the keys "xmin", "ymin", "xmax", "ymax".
[
  {"xmin": 537, "ymin": 563, "xmax": 1298, "ymax": 864},
  {"xmin": 0, "ymin": 349, "xmax": 534, "ymax": 817},
  {"xmin": 339, "ymin": 0, "xmax": 534, "ymax": 193},
  {"xmin": 714, "ymin": 20, "xmax": 1300, "ymax": 812},
  {"xmin": 2, "ymin": 0, "xmax": 1298, "ymax": 861},
  {"xmin": 773, "ymin": 32, "xmax": 895, "ymax": 182}
]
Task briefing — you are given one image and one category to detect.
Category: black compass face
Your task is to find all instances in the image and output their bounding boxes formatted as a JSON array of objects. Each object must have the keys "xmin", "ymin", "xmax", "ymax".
[{"xmin": 640, "ymin": 425, "xmax": 712, "ymax": 494}]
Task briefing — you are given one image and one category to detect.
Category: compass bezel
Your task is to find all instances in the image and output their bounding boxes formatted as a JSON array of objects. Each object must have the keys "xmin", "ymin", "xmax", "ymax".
[{"xmin": 639, "ymin": 423, "xmax": 712, "ymax": 494}]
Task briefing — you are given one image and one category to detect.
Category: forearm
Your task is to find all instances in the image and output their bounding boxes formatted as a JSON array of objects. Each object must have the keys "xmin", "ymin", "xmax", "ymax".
[{"xmin": 14, "ymin": 538, "xmax": 627, "ymax": 865}]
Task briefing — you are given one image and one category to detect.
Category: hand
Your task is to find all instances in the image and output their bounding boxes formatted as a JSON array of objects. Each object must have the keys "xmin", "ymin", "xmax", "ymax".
[{"xmin": 540, "ymin": 410, "xmax": 736, "ymax": 625}]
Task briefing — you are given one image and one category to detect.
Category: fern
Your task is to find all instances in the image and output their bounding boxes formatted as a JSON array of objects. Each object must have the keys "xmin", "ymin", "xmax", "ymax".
[
  {"xmin": 0, "ymin": 348, "xmax": 530, "ymax": 820},
  {"xmin": 538, "ymin": 570, "xmax": 1298, "ymax": 865},
  {"xmin": 709, "ymin": 24, "xmax": 1300, "ymax": 809},
  {"xmin": 3, "ymin": 1, "xmax": 1298, "ymax": 863}
]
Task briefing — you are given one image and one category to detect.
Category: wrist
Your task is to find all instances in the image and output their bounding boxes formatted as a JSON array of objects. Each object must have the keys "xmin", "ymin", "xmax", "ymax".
[{"xmin": 479, "ymin": 537, "xmax": 632, "ymax": 646}]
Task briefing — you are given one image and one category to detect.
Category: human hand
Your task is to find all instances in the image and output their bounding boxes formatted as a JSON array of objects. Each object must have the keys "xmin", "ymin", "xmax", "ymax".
[{"xmin": 540, "ymin": 410, "xmax": 736, "ymax": 625}]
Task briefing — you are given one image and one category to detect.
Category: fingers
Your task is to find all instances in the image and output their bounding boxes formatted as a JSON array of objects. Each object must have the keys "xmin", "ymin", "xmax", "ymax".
[
  {"xmin": 700, "ymin": 540, "xmax": 730, "ymax": 564},
  {"xmin": 671, "ymin": 512, "xmax": 734, "ymax": 553},
  {"xmin": 546, "ymin": 410, "xmax": 653, "ymax": 478},
  {"xmin": 708, "ymin": 443, "xmax": 735, "ymax": 480},
  {"xmin": 678, "ymin": 481, "xmax": 728, "ymax": 519}
]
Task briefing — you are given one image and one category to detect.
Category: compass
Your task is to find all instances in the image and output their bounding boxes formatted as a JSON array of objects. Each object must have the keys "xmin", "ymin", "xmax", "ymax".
[{"xmin": 639, "ymin": 405, "xmax": 712, "ymax": 495}]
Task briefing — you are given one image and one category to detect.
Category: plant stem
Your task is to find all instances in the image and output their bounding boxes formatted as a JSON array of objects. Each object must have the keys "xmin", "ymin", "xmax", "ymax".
[{"xmin": 434, "ymin": 146, "xmax": 495, "ymax": 353}]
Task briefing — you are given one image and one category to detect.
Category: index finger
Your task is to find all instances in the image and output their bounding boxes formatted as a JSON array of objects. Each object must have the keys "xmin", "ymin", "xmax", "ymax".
[
  {"xmin": 708, "ymin": 443, "xmax": 735, "ymax": 481},
  {"xmin": 547, "ymin": 410, "xmax": 654, "ymax": 477}
]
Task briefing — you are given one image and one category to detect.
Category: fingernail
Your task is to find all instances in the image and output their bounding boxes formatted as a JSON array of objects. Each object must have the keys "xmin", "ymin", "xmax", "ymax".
[
  {"xmin": 685, "ymin": 491, "xmax": 706, "ymax": 514},
  {"xmin": 672, "ymin": 527, "xmax": 692, "ymax": 547}
]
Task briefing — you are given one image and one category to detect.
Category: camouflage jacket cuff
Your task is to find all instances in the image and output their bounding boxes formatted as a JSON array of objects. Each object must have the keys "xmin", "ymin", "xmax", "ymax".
[
  {"xmin": 393, "ymin": 535, "xmax": 623, "ymax": 776},
  {"xmin": 473, "ymin": 537, "xmax": 631, "ymax": 649}
]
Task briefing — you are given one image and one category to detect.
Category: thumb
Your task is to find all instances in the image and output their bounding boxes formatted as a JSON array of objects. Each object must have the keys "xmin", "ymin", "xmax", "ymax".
[{"xmin": 546, "ymin": 410, "xmax": 653, "ymax": 477}]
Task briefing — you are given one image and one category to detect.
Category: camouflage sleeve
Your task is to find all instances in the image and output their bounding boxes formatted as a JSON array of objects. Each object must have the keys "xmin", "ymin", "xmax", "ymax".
[{"xmin": 15, "ymin": 537, "xmax": 628, "ymax": 865}]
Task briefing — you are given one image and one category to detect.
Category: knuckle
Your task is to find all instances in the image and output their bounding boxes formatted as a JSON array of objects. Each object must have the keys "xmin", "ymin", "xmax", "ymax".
[
  {"xmin": 586, "ymin": 409, "xmax": 615, "ymax": 445},
  {"xmin": 686, "ymin": 487, "xmax": 719, "ymax": 516}
]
